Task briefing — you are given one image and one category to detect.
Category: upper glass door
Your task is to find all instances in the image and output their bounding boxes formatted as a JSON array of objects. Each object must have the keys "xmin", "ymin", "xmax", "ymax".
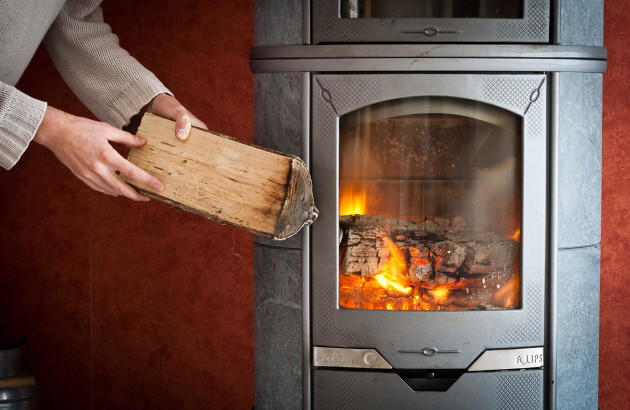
[
  {"xmin": 341, "ymin": 0, "xmax": 523, "ymax": 19},
  {"xmin": 312, "ymin": 0, "xmax": 549, "ymax": 43}
]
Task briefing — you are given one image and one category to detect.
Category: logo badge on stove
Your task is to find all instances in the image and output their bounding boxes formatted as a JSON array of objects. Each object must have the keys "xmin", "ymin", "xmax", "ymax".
[
  {"xmin": 398, "ymin": 347, "xmax": 462, "ymax": 356},
  {"xmin": 516, "ymin": 353, "xmax": 544, "ymax": 366}
]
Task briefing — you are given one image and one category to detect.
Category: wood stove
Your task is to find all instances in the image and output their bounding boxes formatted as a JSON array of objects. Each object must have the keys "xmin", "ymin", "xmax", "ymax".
[{"xmin": 251, "ymin": 1, "xmax": 605, "ymax": 409}]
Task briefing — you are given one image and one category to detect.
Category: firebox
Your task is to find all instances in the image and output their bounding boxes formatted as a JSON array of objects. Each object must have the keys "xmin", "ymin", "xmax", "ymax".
[
  {"xmin": 251, "ymin": 1, "xmax": 605, "ymax": 409},
  {"xmin": 310, "ymin": 73, "xmax": 547, "ymax": 406}
]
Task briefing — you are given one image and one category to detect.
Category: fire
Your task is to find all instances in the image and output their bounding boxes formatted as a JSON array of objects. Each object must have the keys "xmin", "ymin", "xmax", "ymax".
[
  {"xmin": 430, "ymin": 286, "xmax": 449, "ymax": 302},
  {"xmin": 375, "ymin": 274, "xmax": 412, "ymax": 294},
  {"xmin": 510, "ymin": 228, "xmax": 521, "ymax": 242},
  {"xmin": 338, "ymin": 228, "xmax": 521, "ymax": 311},
  {"xmin": 494, "ymin": 271, "xmax": 520, "ymax": 308},
  {"xmin": 339, "ymin": 185, "xmax": 366, "ymax": 215},
  {"xmin": 373, "ymin": 237, "xmax": 412, "ymax": 295}
]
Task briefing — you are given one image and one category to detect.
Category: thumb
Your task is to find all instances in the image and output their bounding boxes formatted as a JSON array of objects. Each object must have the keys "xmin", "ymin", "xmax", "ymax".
[{"xmin": 175, "ymin": 114, "xmax": 192, "ymax": 141}]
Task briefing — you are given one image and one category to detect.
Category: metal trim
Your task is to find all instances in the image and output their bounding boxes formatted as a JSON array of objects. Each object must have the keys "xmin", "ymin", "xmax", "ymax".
[
  {"xmin": 546, "ymin": 72, "xmax": 560, "ymax": 410},
  {"xmin": 313, "ymin": 347, "xmax": 393, "ymax": 369},
  {"xmin": 468, "ymin": 347, "xmax": 544, "ymax": 372},
  {"xmin": 251, "ymin": 57, "xmax": 606, "ymax": 74},
  {"xmin": 302, "ymin": 72, "xmax": 312, "ymax": 410},
  {"xmin": 552, "ymin": 0, "xmax": 562, "ymax": 45},
  {"xmin": 251, "ymin": 44, "xmax": 607, "ymax": 61},
  {"xmin": 302, "ymin": 0, "xmax": 310, "ymax": 45}
]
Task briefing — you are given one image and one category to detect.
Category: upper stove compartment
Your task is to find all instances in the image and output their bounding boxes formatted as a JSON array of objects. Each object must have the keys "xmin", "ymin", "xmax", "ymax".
[{"xmin": 312, "ymin": 0, "xmax": 550, "ymax": 44}]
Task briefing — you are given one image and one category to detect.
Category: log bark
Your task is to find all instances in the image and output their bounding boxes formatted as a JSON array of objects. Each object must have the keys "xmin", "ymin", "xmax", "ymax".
[{"xmin": 124, "ymin": 113, "xmax": 318, "ymax": 239}]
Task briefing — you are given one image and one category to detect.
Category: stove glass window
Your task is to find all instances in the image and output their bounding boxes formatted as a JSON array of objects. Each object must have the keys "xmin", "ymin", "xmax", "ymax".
[
  {"xmin": 341, "ymin": 0, "xmax": 523, "ymax": 19},
  {"xmin": 338, "ymin": 97, "xmax": 522, "ymax": 311}
]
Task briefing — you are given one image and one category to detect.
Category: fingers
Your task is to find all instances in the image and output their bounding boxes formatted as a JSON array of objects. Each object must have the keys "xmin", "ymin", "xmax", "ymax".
[
  {"xmin": 81, "ymin": 152, "xmax": 158, "ymax": 202},
  {"xmin": 100, "ymin": 126, "xmax": 165, "ymax": 201},
  {"xmin": 146, "ymin": 93, "xmax": 207, "ymax": 140},
  {"xmin": 100, "ymin": 170, "xmax": 151, "ymax": 202},
  {"xmin": 175, "ymin": 114, "xmax": 192, "ymax": 141},
  {"xmin": 79, "ymin": 138, "xmax": 163, "ymax": 201},
  {"xmin": 175, "ymin": 113, "xmax": 208, "ymax": 140},
  {"xmin": 106, "ymin": 128, "xmax": 146, "ymax": 147},
  {"xmin": 35, "ymin": 106, "xmax": 164, "ymax": 202},
  {"xmin": 73, "ymin": 159, "xmax": 148, "ymax": 201},
  {"xmin": 113, "ymin": 154, "xmax": 164, "ymax": 193}
]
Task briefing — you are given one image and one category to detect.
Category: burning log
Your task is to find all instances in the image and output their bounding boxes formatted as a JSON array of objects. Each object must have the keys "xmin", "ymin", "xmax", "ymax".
[{"xmin": 339, "ymin": 214, "xmax": 518, "ymax": 288}]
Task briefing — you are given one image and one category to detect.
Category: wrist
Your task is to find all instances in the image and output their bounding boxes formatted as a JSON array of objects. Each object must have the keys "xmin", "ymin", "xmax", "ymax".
[{"xmin": 33, "ymin": 106, "xmax": 69, "ymax": 148}]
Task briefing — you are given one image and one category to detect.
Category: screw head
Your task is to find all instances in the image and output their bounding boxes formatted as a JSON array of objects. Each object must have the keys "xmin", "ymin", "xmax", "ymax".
[{"xmin": 363, "ymin": 352, "xmax": 378, "ymax": 366}]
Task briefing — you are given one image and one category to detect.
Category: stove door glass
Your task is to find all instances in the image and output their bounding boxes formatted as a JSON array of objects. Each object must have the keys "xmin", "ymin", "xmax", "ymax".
[
  {"xmin": 338, "ymin": 97, "xmax": 521, "ymax": 311},
  {"xmin": 341, "ymin": 0, "xmax": 523, "ymax": 19}
]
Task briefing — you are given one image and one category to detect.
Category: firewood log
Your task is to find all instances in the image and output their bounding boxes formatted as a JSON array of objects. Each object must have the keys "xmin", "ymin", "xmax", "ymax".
[{"xmin": 124, "ymin": 113, "xmax": 318, "ymax": 240}]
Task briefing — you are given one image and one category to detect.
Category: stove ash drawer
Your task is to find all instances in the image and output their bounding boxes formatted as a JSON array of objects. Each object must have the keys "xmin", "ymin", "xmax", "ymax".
[{"xmin": 313, "ymin": 368, "xmax": 543, "ymax": 410}]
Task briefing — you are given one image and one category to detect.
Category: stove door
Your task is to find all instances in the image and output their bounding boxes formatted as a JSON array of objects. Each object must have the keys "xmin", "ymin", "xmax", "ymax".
[
  {"xmin": 311, "ymin": 73, "xmax": 547, "ymax": 371},
  {"xmin": 312, "ymin": 0, "xmax": 550, "ymax": 44}
]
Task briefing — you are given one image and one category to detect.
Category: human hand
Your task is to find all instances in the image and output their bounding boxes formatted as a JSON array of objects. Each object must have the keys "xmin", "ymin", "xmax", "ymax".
[
  {"xmin": 34, "ymin": 106, "xmax": 164, "ymax": 201},
  {"xmin": 144, "ymin": 93, "xmax": 207, "ymax": 140}
]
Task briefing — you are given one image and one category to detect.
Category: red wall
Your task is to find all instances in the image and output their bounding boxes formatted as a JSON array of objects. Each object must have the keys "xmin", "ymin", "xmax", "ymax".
[
  {"xmin": 600, "ymin": 1, "xmax": 630, "ymax": 408},
  {"xmin": 1, "ymin": 1, "xmax": 629, "ymax": 409},
  {"xmin": 0, "ymin": 1, "xmax": 254, "ymax": 409}
]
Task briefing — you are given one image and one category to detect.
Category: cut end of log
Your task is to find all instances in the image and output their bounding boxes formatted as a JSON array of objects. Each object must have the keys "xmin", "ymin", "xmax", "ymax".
[{"xmin": 274, "ymin": 157, "xmax": 319, "ymax": 240}]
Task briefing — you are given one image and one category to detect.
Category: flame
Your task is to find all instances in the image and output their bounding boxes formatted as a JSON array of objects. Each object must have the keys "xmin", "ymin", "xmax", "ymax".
[
  {"xmin": 510, "ymin": 228, "xmax": 521, "ymax": 242},
  {"xmin": 494, "ymin": 270, "xmax": 520, "ymax": 308},
  {"xmin": 340, "ymin": 185, "xmax": 366, "ymax": 215},
  {"xmin": 339, "ymin": 228, "xmax": 521, "ymax": 311},
  {"xmin": 430, "ymin": 286, "xmax": 450, "ymax": 302},
  {"xmin": 373, "ymin": 237, "xmax": 413, "ymax": 295}
]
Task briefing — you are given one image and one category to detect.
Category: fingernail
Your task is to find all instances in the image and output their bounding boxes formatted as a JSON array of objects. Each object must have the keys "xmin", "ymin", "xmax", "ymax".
[
  {"xmin": 153, "ymin": 183, "xmax": 164, "ymax": 192},
  {"xmin": 136, "ymin": 136, "xmax": 146, "ymax": 144},
  {"xmin": 176, "ymin": 128, "xmax": 187, "ymax": 140}
]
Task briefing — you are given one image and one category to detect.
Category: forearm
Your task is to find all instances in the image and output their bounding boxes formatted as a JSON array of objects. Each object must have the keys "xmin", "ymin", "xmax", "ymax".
[{"xmin": 42, "ymin": 1, "xmax": 170, "ymax": 128}]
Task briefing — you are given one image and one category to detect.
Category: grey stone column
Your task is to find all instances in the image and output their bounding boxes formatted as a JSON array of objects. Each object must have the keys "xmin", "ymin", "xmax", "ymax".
[
  {"xmin": 253, "ymin": 71, "xmax": 304, "ymax": 410},
  {"xmin": 253, "ymin": 2, "xmax": 304, "ymax": 407}
]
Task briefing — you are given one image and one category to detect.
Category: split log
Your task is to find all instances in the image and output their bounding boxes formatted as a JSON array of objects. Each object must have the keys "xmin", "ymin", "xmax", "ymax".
[
  {"xmin": 339, "ymin": 214, "xmax": 518, "ymax": 287},
  {"xmin": 124, "ymin": 113, "xmax": 318, "ymax": 240}
]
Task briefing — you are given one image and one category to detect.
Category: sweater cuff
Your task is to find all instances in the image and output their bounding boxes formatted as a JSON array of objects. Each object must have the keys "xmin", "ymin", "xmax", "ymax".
[
  {"xmin": 0, "ymin": 87, "xmax": 47, "ymax": 170},
  {"xmin": 106, "ymin": 73, "xmax": 171, "ymax": 129}
]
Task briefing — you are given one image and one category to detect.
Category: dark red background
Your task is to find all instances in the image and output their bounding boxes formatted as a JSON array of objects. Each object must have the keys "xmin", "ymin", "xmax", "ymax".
[
  {"xmin": 0, "ymin": 1, "xmax": 628, "ymax": 408},
  {"xmin": 0, "ymin": 1, "xmax": 254, "ymax": 409},
  {"xmin": 600, "ymin": 1, "xmax": 630, "ymax": 407}
]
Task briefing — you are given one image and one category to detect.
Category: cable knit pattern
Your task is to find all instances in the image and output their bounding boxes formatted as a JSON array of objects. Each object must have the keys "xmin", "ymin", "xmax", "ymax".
[
  {"xmin": 0, "ymin": 84, "xmax": 47, "ymax": 169},
  {"xmin": 0, "ymin": 0, "xmax": 170, "ymax": 170}
]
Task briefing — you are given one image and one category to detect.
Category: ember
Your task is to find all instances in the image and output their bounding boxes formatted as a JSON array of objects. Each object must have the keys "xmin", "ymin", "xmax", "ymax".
[{"xmin": 338, "ymin": 213, "xmax": 520, "ymax": 311}]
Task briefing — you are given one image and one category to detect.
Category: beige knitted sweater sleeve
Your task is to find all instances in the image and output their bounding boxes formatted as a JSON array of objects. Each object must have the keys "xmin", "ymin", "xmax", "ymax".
[{"xmin": 0, "ymin": 0, "xmax": 170, "ymax": 170}]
